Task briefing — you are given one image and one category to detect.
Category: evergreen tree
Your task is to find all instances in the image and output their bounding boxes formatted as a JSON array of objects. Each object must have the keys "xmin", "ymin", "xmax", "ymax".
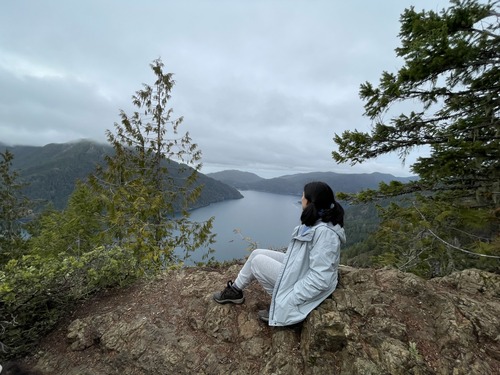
[
  {"xmin": 333, "ymin": 0, "xmax": 499, "ymax": 275},
  {"xmin": 90, "ymin": 59, "xmax": 214, "ymax": 270},
  {"xmin": 29, "ymin": 181, "xmax": 103, "ymax": 257},
  {"xmin": 0, "ymin": 150, "xmax": 31, "ymax": 264}
]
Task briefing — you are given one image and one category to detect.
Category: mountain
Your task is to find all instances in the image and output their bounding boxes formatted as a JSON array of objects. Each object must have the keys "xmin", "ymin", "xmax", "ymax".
[
  {"xmin": 4, "ymin": 140, "xmax": 243, "ymax": 210},
  {"xmin": 208, "ymin": 170, "xmax": 417, "ymax": 195},
  {"xmin": 205, "ymin": 170, "xmax": 265, "ymax": 189},
  {"xmin": 3, "ymin": 140, "xmax": 417, "ymax": 210}
]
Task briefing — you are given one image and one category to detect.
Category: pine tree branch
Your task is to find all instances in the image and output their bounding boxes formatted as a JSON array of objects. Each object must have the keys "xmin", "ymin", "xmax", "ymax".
[{"xmin": 412, "ymin": 203, "xmax": 500, "ymax": 259}]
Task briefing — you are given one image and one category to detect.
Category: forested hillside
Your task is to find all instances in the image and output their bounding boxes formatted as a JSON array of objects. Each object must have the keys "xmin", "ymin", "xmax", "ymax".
[
  {"xmin": 206, "ymin": 170, "xmax": 264, "ymax": 189},
  {"xmin": 4, "ymin": 140, "xmax": 242, "ymax": 210},
  {"xmin": 208, "ymin": 169, "xmax": 415, "ymax": 195}
]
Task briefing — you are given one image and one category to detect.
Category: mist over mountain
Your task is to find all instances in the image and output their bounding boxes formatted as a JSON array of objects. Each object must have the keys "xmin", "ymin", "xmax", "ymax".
[
  {"xmin": 207, "ymin": 169, "xmax": 416, "ymax": 195},
  {"xmin": 4, "ymin": 140, "xmax": 243, "ymax": 210}
]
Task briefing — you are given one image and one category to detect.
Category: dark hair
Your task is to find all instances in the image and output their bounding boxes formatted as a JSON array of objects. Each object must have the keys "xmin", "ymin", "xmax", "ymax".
[{"xmin": 300, "ymin": 181, "xmax": 344, "ymax": 227}]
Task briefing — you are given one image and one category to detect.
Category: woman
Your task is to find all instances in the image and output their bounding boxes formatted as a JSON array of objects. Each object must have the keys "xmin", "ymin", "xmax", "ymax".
[{"xmin": 213, "ymin": 181, "xmax": 346, "ymax": 326}]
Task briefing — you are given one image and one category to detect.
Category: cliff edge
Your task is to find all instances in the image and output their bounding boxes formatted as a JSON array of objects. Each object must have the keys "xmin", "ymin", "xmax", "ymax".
[{"xmin": 26, "ymin": 265, "xmax": 499, "ymax": 374}]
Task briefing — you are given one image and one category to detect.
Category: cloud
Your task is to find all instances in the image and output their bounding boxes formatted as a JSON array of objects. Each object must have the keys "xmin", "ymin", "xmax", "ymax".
[
  {"xmin": 0, "ymin": 61, "xmax": 116, "ymax": 146},
  {"xmin": 0, "ymin": 0, "xmax": 447, "ymax": 177}
]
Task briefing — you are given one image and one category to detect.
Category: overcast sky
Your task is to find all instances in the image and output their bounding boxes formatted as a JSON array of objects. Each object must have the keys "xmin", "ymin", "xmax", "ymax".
[{"xmin": 0, "ymin": 0, "xmax": 450, "ymax": 178}]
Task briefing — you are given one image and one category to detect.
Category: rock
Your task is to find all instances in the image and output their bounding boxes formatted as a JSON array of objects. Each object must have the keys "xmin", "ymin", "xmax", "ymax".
[
  {"xmin": 27, "ymin": 265, "xmax": 500, "ymax": 375},
  {"xmin": 301, "ymin": 266, "xmax": 500, "ymax": 375}
]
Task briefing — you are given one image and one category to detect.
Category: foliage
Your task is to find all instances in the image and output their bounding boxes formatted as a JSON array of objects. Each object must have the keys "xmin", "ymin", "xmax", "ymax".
[
  {"xmin": 0, "ymin": 246, "xmax": 139, "ymax": 360},
  {"xmin": 28, "ymin": 182, "xmax": 104, "ymax": 257},
  {"xmin": 333, "ymin": 0, "xmax": 499, "ymax": 276},
  {"xmin": 233, "ymin": 228, "xmax": 260, "ymax": 252},
  {"xmin": 333, "ymin": 0, "xmax": 499, "ymax": 202},
  {"xmin": 372, "ymin": 197, "xmax": 499, "ymax": 277},
  {"xmin": 89, "ymin": 58, "xmax": 215, "ymax": 270},
  {"xmin": 1, "ymin": 178, "xmax": 139, "ymax": 360},
  {"xmin": 341, "ymin": 197, "xmax": 412, "ymax": 266},
  {"xmin": 342, "ymin": 199, "xmax": 385, "ymax": 246},
  {"xmin": 341, "ymin": 234, "xmax": 382, "ymax": 268},
  {"xmin": 342, "ymin": 197, "xmax": 499, "ymax": 276},
  {"xmin": 0, "ymin": 59, "xmax": 218, "ymax": 360},
  {"xmin": 408, "ymin": 341, "xmax": 422, "ymax": 363},
  {"xmin": 0, "ymin": 150, "xmax": 31, "ymax": 264}
]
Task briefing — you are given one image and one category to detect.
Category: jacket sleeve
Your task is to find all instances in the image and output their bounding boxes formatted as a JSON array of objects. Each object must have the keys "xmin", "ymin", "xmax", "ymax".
[{"xmin": 291, "ymin": 227, "xmax": 340, "ymax": 305}]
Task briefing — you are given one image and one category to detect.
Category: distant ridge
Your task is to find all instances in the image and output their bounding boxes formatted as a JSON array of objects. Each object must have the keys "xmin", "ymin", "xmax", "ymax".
[
  {"xmin": 4, "ymin": 140, "xmax": 243, "ymax": 210},
  {"xmin": 207, "ymin": 170, "xmax": 417, "ymax": 195},
  {"xmin": 206, "ymin": 170, "xmax": 264, "ymax": 188}
]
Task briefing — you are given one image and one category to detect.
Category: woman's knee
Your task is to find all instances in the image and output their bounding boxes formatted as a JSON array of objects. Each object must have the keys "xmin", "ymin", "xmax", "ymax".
[
  {"xmin": 252, "ymin": 248, "xmax": 268, "ymax": 256},
  {"xmin": 247, "ymin": 248, "xmax": 268, "ymax": 262},
  {"xmin": 250, "ymin": 254, "xmax": 267, "ymax": 277}
]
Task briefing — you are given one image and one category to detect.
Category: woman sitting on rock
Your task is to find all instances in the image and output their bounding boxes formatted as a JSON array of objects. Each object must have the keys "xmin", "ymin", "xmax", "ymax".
[{"xmin": 213, "ymin": 181, "xmax": 346, "ymax": 326}]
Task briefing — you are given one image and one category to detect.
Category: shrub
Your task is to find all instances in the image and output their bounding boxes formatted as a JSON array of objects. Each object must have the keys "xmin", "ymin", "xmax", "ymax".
[{"xmin": 0, "ymin": 246, "xmax": 139, "ymax": 360}]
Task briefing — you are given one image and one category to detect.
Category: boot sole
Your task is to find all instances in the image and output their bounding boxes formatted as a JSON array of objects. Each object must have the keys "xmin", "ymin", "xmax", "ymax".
[{"xmin": 213, "ymin": 296, "xmax": 245, "ymax": 304}]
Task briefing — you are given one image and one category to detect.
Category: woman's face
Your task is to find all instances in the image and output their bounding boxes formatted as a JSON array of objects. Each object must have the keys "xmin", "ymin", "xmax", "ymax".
[{"xmin": 301, "ymin": 192, "xmax": 309, "ymax": 210}]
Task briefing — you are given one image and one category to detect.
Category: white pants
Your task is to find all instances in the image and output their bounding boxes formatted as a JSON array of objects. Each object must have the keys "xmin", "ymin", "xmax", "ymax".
[{"xmin": 234, "ymin": 249, "xmax": 286, "ymax": 295}]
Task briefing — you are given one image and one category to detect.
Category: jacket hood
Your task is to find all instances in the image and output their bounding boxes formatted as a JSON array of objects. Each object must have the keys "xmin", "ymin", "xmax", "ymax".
[{"xmin": 331, "ymin": 223, "xmax": 346, "ymax": 244}]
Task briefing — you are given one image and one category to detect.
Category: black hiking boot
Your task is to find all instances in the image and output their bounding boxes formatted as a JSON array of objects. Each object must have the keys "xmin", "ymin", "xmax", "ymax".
[{"xmin": 213, "ymin": 281, "xmax": 245, "ymax": 304}]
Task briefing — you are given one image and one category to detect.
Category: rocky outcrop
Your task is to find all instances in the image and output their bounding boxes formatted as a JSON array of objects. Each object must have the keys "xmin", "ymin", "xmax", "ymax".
[{"xmin": 29, "ymin": 265, "xmax": 499, "ymax": 374}]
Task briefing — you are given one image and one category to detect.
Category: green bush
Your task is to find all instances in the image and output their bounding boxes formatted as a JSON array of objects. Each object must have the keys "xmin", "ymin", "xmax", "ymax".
[{"xmin": 0, "ymin": 246, "xmax": 139, "ymax": 360}]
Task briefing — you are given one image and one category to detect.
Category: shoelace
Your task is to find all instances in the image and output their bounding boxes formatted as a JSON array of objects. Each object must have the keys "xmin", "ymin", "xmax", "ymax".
[{"xmin": 222, "ymin": 281, "xmax": 237, "ymax": 296}]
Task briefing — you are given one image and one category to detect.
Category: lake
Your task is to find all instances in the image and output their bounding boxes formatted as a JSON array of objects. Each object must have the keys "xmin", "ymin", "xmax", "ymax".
[{"xmin": 175, "ymin": 190, "xmax": 303, "ymax": 264}]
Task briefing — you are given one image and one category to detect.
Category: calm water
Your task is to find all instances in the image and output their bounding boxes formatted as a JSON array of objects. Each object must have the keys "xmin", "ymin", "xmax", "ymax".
[{"xmin": 176, "ymin": 190, "xmax": 302, "ymax": 263}]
